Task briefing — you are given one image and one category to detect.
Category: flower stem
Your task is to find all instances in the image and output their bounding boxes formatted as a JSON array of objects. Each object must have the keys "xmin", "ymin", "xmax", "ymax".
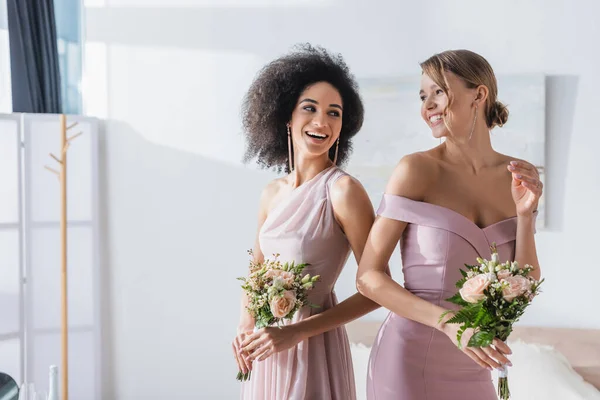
[
  {"xmin": 236, "ymin": 370, "xmax": 251, "ymax": 382},
  {"xmin": 498, "ymin": 377, "xmax": 510, "ymax": 399}
]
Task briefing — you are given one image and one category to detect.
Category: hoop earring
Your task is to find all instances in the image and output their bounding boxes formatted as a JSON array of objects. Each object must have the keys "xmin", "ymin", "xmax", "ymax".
[
  {"xmin": 287, "ymin": 125, "xmax": 293, "ymax": 172},
  {"xmin": 333, "ymin": 138, "xmax": 339, "ymax": 165},
  {"xmin": 468, "ymin": 105, "xmax": 478, "ymax": 142}
]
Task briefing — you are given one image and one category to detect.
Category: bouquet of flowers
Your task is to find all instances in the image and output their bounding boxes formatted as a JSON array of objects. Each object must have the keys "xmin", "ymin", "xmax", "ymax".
[
  {"xmin": 236, "ymin": 251, "xmax": 320, "ymax": 381},
  {"xmin": 441, "ymin": 244, "xmax": 544, "ymax": 399}
]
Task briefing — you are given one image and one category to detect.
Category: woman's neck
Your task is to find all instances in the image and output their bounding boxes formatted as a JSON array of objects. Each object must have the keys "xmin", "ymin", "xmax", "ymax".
[
  {"xmin": 290, "ymin": 154, "xmax": 333, "ymax": 188},
  {"xmin": 441, "ymin": 125, "xmax": 498, "ymax": 173}
]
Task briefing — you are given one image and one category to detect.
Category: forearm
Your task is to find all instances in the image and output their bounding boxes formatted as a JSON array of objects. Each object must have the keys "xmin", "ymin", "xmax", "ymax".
[
  {"xmin": 357, "ymin": 270, "xmax": 448, "ymax": 330},
  {"xmin": 238, "ymin": 292, "xmax": 255, "ymax": 332},
  {"xmin": 515, "ymin": 214, "xmax": 541, "ymax": 280},
  {"xmin": 293, "ymin": 293, "xmax": 380, "ymax": 340}
]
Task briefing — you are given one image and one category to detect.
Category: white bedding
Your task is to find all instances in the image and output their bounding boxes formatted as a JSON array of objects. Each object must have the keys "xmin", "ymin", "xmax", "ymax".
[{"xmin": 350, "ymin": 340, "xmax": 600, "ymax": 400}]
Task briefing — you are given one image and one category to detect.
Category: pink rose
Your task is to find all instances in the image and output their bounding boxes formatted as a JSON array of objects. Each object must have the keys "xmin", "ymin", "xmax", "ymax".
[
  {"xmin": 269, "ymin": 290, "xmax": 297, "ymax": 318},
  {"xmin": 265, "ymin": 269, "xmax": 295, "ymax": 287},
  {"xmin": 459, "ymin": 274, "xmax": 491, "ymax": 303},
  {"xmin": 502, "ymin": 275, "xmax": 532, "ymax": 302},
  {"xmin": 497, "ymin": 270, "xmax": 512, "ymax": 280}
]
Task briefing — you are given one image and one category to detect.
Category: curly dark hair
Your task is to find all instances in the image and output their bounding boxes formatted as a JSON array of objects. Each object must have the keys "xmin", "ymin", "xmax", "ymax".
[{"xmin": 241, "ymin": 44, "xmax": 364, "ymax": 173}]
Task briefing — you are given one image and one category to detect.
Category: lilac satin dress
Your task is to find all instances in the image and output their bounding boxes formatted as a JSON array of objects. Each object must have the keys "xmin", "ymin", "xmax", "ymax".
[
  {"xmin": 367, "ymin": 194, "xmax": 531, "ymax": 400},
  {"xmin": 241, "ymin": 166, "xmax": 356, "ymax": 400}
]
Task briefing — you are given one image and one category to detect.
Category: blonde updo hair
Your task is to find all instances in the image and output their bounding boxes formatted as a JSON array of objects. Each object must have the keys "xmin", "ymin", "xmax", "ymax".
[{"xmin": 420, "ymin": 49, "xmax": 508, "ymax": 129}]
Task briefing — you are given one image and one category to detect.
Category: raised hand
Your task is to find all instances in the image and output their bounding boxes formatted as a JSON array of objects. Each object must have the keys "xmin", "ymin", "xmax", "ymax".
[{"xmin": 507, "ymin": 160, "xmax": 543, "ymax": 216}]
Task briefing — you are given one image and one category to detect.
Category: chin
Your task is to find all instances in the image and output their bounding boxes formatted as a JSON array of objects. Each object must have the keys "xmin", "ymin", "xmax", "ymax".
[
  {"xmin": 304, "ymin": 141, "xmax": 334, "ymax": 156},
  {"xmin": 431, "ymin": 130, "xmax": 448, "ymax": 140},
  {"xmin": 427, "ymin": 123, "xmax": 447, "ymax": 139}
]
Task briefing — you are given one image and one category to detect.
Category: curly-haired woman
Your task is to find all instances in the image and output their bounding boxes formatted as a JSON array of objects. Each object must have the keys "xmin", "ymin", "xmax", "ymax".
[{"xmin": 232, "ymin": 44, "xmax": 380, "ymax": 400}]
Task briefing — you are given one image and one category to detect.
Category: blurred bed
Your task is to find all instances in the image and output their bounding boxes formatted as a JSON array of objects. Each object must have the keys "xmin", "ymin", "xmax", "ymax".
[{"xmin": 346, "ymin": 320, "xmax": 600, "ymax": 400}]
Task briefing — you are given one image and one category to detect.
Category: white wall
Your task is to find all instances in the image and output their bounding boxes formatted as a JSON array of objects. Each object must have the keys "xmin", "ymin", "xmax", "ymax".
[{"xmin": 84, "ymin": 0, "xmax": 600, "ymax": 398}]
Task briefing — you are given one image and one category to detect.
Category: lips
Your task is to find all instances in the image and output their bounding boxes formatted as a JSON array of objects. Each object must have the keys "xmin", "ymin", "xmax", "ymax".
[
  {"xmin": 429, "ymin": 114, "xmax": 442, "ymax": 123},
  {"xmin": 428, "ymin": 113, "xmax": 443, "ymax": 127},
  {"xmin": 305, "ymin": 131, "xmax": 328, "ymax": 140}
]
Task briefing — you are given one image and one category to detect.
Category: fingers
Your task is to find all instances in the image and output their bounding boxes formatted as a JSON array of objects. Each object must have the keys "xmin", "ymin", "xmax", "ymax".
[
  {"xmin": 509, "ymin": 166, "xmax": 540, "ymax": 182},
  {"xmin": 521, "ymin": 179, "xmax": 543, "ymax": 195},
  {"xmin": 251, "ymin": 343, "xmax": 272, "ymax": 362},
  {"xmin": 256, "ymin": 346, "xmax": 273, "ymax": 362},
  {"xmin": 240, "ymin": 330, "xmax": 261, "ymax": 348},
  {"xmin": 471, "ymin": 347, "xmax": 501, "ymax": 370},
  {"xmin": 241, "ymin": 347, "xmax": 253, "ymax": 373},
  {"xmin": 513, "ymin": 174, "xmax": 537, "ymax": 185},
  {"xmin": 514, "ymin": 174, "xmax": 543, "ymax": 190},
  {"xmin": 512, "ymin": 173, "xmax": 543, "ymax": 194},
  {"xmin": 508, "ymin": 163, "xmax": 541, "ymax": 188},
  {"xmin": 232, "ymin": 342, "xmax": 243, "ymax": 372},
  {"xmin": 242, "ymin": 334, "xmax": 268, "ymax": 353},
  {"xmin": 248, "ymin": 341, "xmax": 272, "ymax": 361},
  {"xmin": 481, "ymin": 345, "xmax": 512, "ymax": 367},
  {"xmin": 232, "ymin": 340, "xmax": 248, "ymax": 374},
  {"xmin": 235, "ymin": 334, "xmax": 254, "ymax": 373},
  {"xmin": 493, "ymin": 339, "xmax": 512, "ymax": 355},
  {"xmin": 466, "ymin": 342, "xmax": 513, "ymax": 371},
  {"xmin": 464, "ymin": 348, "xmax": 491, "ymax": 370},
  {"xmin": 508, "ymin": 161, "xmax": 539, "ymax": 177}
]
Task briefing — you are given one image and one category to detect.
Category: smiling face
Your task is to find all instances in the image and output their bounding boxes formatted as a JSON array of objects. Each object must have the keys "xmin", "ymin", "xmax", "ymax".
[
  {"xmin": 419, "ymin": 71, "xmax": 479, "ymax": 140},
  {"xmin": 288, "ymin": 81, "xmax": 343, "ymax": 161}
]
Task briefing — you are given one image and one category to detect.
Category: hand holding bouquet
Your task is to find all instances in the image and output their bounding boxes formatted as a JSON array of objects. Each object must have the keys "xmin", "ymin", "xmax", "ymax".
[
  {"xmin": 235, "ymin": 251, "xmax": 320, "ymax": 381},
  {"xmin": 441, "ymin": 244, "xmax": 543, "ymax": 399}
]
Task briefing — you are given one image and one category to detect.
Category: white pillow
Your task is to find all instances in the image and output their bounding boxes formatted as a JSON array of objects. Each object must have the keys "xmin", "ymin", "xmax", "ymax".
[
  {"xmin": 350, "ymin": 343, "xmax": 371, "ymax": 400},
  {"xmin": 350, "ymin": 340, "xmax": 600, "ymax": 400},
  {"xmin": 493, "ymin": 339, "xmax": 600, "ymax": 400}
]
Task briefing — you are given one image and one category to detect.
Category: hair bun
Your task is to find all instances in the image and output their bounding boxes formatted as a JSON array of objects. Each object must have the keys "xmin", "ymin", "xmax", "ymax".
[{"xmin": 488, "ymin": 101, "xmax": 509, "ymax": 128}]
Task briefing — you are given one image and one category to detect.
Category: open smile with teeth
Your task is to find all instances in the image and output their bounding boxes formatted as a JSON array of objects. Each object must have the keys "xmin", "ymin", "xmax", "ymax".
[
  {"xmin": 429, "ymin": 114, "xmax": 443, "ymax": 126},
  {"xmin": 305, "ymin": 131, "xmax": 328, "ymax": 140}
]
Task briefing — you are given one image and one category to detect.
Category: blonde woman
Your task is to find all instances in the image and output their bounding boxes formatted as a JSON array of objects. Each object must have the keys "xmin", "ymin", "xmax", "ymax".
[{"xmin": 357, "ymin": 50, "xmax": 543, "ymax": 400}]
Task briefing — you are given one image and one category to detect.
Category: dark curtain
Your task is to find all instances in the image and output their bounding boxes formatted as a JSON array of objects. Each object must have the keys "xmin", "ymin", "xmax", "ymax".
[{"xmin": 7, "ymin": 0, "xmax": 62, "ymax": 113}]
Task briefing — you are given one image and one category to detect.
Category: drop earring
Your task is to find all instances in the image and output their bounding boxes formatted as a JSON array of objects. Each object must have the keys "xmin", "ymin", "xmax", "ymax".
[
  {"xmin": 333, "ymin": 138, "xmax": 339, "ymax": 165},
  {"xmin": 287, "ymin": 125, "xmax": 293, "ymax": 172},
  {"xmin": 468, "ymin": 105, "xmax": 478, "ymax": 142}
]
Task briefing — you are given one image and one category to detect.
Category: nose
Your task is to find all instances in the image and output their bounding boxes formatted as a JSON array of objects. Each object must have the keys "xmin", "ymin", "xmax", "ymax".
[
  {"xmin": 424, "ymin": 97, "xmax": 436, "ymax": 110},
  {"xmin": 312, "ymin": 111, "xmax": 328, "ymax": 128}
]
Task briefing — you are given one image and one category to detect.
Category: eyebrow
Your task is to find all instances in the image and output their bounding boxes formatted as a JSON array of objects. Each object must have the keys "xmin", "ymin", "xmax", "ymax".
[{"xmin": 300, "ymin": 98, "xmax": 343, "ymax": 111}]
